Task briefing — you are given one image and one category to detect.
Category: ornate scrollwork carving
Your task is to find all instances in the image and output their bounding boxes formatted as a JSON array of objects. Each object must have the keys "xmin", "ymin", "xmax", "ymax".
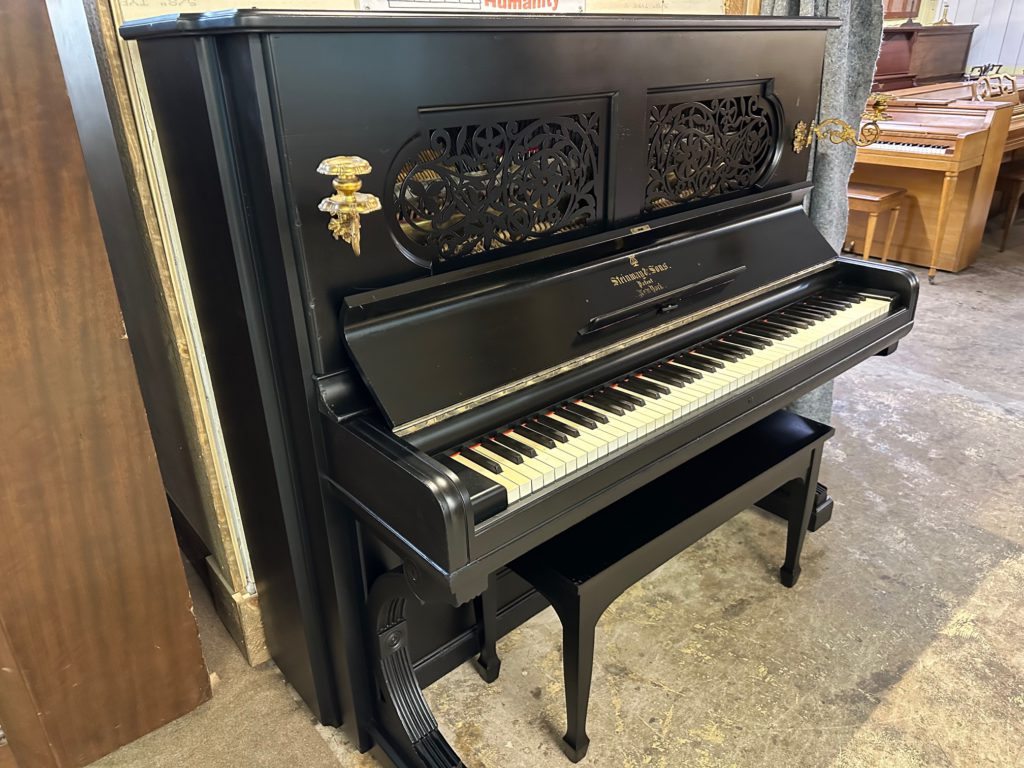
[
  {"xmin": 392, "ymin": 114, "xmax": 602, "ymax": 263},
  {"xmin": 645, "ymin": 94, "xmax": 777, "ymax": 212},
  {"xmin": 792, "ymin": 94, "xmax": 892, "ymax": 154}
]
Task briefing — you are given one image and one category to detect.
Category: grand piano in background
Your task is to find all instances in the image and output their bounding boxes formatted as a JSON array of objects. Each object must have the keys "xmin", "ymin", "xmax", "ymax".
[{"xmin": 122, "ymin": 12, "xmax": 918, "ymax": 767}]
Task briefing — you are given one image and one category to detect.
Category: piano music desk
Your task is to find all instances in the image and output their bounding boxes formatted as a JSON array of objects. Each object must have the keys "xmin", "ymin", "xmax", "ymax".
[{"xmin": 485, "ymin": 411, "xmax": 833, "ymax": 762}]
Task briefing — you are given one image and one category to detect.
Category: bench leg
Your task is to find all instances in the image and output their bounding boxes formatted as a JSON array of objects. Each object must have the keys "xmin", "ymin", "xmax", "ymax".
[
  {"xmin": 862, "ymin": 211, "xmax": 879, "ymax": 261},
  {"xmin": 558, "ymin": 602, "xmax": 598, "ymax": 763},
  {"xmin": 1001, "ymin": 181, "xmax": 1024, "ymax": 253},
  {"xmin": 471, "ymin": 574, "xmax": 501, "ymax": 683},
  {"xmin": 780, "ymin": 446, "xmax": 825, "ymax": 588}
]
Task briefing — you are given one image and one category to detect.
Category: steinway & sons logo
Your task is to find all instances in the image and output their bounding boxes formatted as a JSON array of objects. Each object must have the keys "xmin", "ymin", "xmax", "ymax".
[{"xmin": 609, "ymin": 258, "xmax": 671, "ymax": 299}]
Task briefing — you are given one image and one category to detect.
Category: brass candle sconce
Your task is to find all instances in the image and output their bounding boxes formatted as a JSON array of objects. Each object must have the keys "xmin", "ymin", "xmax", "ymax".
[
  {"xmin": 317, "ymin": 155, "xmax": 381, "ymax": 256},
  {"xmin": 793, "ymin": 94, "xmax": 893, "ymax": 154}
]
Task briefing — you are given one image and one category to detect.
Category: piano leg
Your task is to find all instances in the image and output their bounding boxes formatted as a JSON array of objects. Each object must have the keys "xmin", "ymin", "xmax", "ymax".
[
  {"xmin": 471, "ymin": 573, "xmax": 502, "ymax": 683},
  {"xmin": 928, "ymin": 171, "xmax": 959, "ymax": 284},
  {"xmin": 369, "ymin": 571, "xmax": 466, "ymax": 768}
]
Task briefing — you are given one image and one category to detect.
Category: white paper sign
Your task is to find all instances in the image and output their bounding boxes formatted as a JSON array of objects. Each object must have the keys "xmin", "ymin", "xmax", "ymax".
[{"xmin": 361, "ymin": 0, "xmax": 585, "ymax": 12}]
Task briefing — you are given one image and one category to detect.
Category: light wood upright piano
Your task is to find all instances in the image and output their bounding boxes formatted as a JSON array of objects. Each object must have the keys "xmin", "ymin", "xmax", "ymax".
[
  {"xmin": 847, "ymin": 83, "xmax": 1015, "ymax": 279},
  {"xmin": 884, "ymin": 76, "xmax": 1024, "ymax": 153}
]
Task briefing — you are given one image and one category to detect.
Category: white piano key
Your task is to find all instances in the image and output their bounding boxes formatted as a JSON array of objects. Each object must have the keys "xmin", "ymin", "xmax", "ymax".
[{"xmin": 452, "ymin": 293, "xmax": 894, "ymax": 512}]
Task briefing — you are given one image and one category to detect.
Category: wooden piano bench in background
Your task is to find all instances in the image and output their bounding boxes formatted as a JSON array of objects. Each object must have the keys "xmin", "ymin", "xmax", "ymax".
[
  {"xmin": 847, "ymin": 183, "xmax": 906, "ymax": 263},
  {"xmin": 996, "ymin": 160, "xmax": 1024, "ymax": 252},
  {"xmin": 474, "ymin": 410, "xmax": 833, "ymax": 762}
]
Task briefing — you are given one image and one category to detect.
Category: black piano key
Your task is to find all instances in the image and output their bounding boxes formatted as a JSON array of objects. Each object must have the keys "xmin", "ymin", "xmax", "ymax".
[
  {"xmin": 766, "ymin": 315, "xmax": 809, "ymax": 331},
  {"xmin": 657, "ymin": 364, "xmax": 695, "ymax": 382},
  {"xmin": 755, "ymin": 319, "xmax": 795, "ymax": 337},
  {"xmin": 568, "ymin": 401, "xmax": 609, "ymax": 424},
  {"xmin": 643, "ymin": 367, "xmax": 688, "ymax": 387},
  {"xmin": 584, "ymin": 393, "xmax": 625, "ymax": 416},
  {"xmin": 558, "ymin": 406, "xmax": 598, "ymax": 430},
  {"xmin": 604, "ymin": 387, "xmax": 643, "ymax": 408},
  {"xmin": 696, "ymin": 345, "xmax": 741, "ymax": 363},
  {"xmin": 460, "ymin": 447, "xmax": 503, "ymax": 474},
  {"xmin": 527, "ymin": 420, "xmax": 569, "ymax": 444},
  {"xmin": 537, "ymin": 414, "xmax": 580, "ymax": 438},
  {"xmin": 799, "ymin": 300, "xmax": 836, "ymax": 316},
  {"xmin": 786, "ymin": 303, "xmax": 828, "ymax": 317},
  {"xmin": 825, "ymin": 289, "xmax": 864, "ymax": 303},
  {"xmin": 711, "ymin": 339, "xmax": 754, "ymax": 356},
  {"xmin": 633, "ymin": 375, "xmax": 671, "ymax": 395},
  {"xmin": 435, "ymin": 455, "xmax": 506, "ymax": 525},
  {"xmin": 773, "ymin": 312, "xmax": 812, "ymax": 329},
  {"xmin": 679, "ymin": 352, "xmax": 722, "ymax": 371},
  {"xmin": 726, "ymin": 332, "xmax": 768, "ymax": 350},
  {"xmin": 812, "ymin": 296, "xmax": 852, "ymax": 309},
  {"xmin": 665, "ymin": 361, "xmax": 704, "ymax": 379},
  {"xmin": 493, "ymin": 432, "xmax": 537, "ymax": 458},
  {"xmin": 742, "ymin": 324, "xmax": 786, "ymax": 341},
  {"xmin": 514, "ymin": 424, "xmax": 556, "ymax": 448},
  {"xmin": 618, "ymin": 379, "xmax": 662, "ymax": 399},
  {"xmin": 481, "ymin": 438, "xmax": 524, "ymax": 464},
  {"xmin": 782, "ymin": 307, "xmax": 827, "ymax": 322}
]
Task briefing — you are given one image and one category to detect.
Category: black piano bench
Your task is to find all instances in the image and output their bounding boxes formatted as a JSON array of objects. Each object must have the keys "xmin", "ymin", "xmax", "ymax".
[{"xmin": 492, "ymin": 410, "xmax": 833, "ymax": 762}]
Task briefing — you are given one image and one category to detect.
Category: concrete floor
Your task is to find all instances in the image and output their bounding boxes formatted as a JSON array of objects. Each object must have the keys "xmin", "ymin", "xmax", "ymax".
[{"xmin": 92, "ymin": 227, "xmax": 1024, "ymax": 768}]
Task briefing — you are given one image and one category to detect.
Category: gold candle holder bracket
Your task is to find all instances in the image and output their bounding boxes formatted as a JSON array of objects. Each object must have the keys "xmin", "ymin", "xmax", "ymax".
[
  {"xmin": 793, "ymin": 94, "xmax": 893, "ymax": 154},
  {"xmin": 317, "ymin": 155, "xmax": 381, "ymax": 256}
]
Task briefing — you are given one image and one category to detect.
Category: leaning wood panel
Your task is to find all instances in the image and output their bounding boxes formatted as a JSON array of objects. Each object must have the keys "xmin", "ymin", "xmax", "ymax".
[{"xmin": 0, "ymin": 1, "xmax": 210, "ymax": 765}]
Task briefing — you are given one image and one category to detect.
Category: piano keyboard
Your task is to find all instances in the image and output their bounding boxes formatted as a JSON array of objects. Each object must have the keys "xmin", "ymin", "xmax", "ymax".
[
  {"xmin": 441, "ymin": 290, "xmax": 892, "ymax": 510},
  {"xmin": 866, "ymin": 141, "xmax": 950, "ymax": 155}
]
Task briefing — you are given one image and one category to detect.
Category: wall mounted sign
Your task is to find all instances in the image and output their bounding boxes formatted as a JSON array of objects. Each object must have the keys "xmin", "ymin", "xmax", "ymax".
[{"xmin": 362, "ymin": 0, "xmax": 585, "ymax": 11}]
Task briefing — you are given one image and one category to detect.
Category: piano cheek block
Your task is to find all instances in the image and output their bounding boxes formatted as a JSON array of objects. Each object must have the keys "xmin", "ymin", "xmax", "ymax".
[{"xmin": 324, "ymin": 418, "xmax": 472, "ymax": 583}]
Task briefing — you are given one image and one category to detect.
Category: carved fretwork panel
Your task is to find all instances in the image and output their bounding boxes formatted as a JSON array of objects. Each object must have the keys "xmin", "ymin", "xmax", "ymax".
[
  {"xmin": 389, "ymin": 99, "xmax": 607, "ymax": 266},
  {"xmin": 645, "ymin": 83, "xmax": 780, "ymax": 213}
]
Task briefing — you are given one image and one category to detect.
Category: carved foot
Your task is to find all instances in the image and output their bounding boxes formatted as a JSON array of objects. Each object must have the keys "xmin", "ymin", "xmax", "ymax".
[{"xmin": 370, "ymin": 572, "xmax": 466, "ymax": 768}]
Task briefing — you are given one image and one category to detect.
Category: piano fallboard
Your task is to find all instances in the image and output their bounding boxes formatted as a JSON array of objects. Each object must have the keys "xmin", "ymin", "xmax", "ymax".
[{"xmin": 344, "ymin": 201, "xmax": 834, "ymax": 435}]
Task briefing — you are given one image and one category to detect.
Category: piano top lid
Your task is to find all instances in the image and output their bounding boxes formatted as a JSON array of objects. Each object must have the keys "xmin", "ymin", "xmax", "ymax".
[
  {"xmin": 119, "ymin": 9, "xmax": 840, "ymax": 39},
  {"xmin": 341, "ymin": 202, "xmax": 836, "ymax": 437}
]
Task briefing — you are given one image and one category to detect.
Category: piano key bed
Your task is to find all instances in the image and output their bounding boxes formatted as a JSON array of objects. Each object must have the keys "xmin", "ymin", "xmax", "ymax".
[
  {"xmin": 441, "ymin": 288, "xmax": 889, "ymax": 521},
  {"xmin": 472, "ymin": 409, "xmax": 833, "ymax": 762}
]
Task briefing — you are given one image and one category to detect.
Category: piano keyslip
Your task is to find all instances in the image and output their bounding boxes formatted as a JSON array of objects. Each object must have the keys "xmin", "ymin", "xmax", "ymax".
[{"xmin": 445, "ymin": 290, "xmax": 891, "ymax": 520}]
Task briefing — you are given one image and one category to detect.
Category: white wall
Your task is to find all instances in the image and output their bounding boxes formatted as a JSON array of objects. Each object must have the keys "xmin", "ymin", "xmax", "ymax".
[{"xmin": 944, "ymin": 0, "xmax": 1024, "ymax": 73}]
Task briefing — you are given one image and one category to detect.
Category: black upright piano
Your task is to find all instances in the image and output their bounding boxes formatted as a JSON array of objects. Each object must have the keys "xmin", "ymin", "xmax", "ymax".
[{"xmin": 122, "ymin": 11, "xmax": 917, "ymax": 768}]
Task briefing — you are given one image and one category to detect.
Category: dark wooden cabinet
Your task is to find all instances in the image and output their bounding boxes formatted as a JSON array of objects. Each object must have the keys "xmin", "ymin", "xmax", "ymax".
[
  {"xmin": 883, "ymin": 0, "xmax": 921, "ymax": 20},
  {"xmin": 874, "ymin": 24, "xmax": 977, "ymax": 91}
]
